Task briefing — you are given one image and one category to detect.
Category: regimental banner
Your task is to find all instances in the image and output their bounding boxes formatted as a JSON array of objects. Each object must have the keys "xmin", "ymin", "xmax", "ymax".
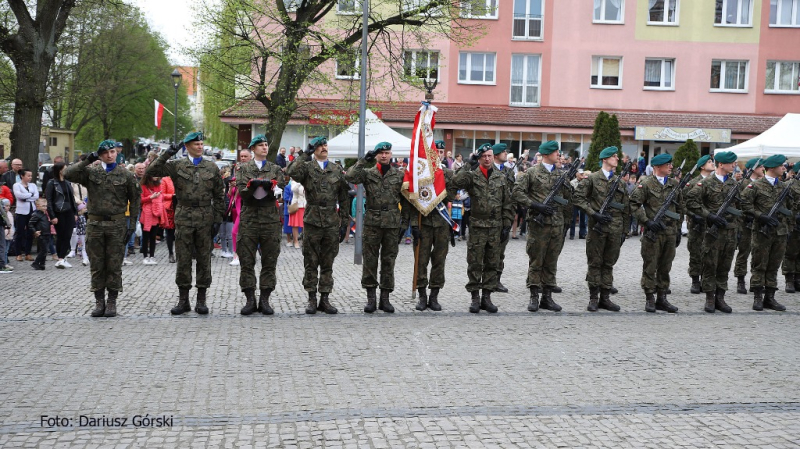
[
  {"xmin": 635, "ymin": 126, "xmax": 731, "ymax": 143},
  {"xmin": 402, "ymin": 103, "xmax": 447, "ymax": 216}
]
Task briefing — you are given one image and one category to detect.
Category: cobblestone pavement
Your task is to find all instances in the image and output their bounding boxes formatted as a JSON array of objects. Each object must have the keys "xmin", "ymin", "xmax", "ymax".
[{"xmin": 1, "ymin": 234, "xmax": 799, "ymax": 447}]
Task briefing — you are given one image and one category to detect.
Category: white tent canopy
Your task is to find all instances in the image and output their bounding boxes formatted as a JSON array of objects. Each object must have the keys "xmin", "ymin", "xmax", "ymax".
[
  {"xmin": 715, "ymin": 113, "xmax": 800, "ymax": 159},
  {"xmin": 326, "ymin": 109, "xmax": 412, "ymax": 159}
]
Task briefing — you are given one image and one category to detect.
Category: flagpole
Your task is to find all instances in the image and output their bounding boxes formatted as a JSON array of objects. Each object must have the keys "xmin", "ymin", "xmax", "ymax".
[
  {"xmin": 353, "ymin": 0, "xmax": 369, "ymax": 265},
  {"xmin": 412, "ymin": 211, "xmax": 421, "ymax": 299}
]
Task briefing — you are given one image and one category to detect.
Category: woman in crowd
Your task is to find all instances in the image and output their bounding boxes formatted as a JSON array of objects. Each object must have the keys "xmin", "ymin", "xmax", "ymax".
[
  {"xmin": 13, "ymin": 168, "xmax": 38, "ymax": 261},
  {"xmin": 289, "ymin": 178, "xmax": 305, "ymax": 249},
  {"xmin": 283, "ymin": 175, "xmax": 294, "ymax": 247},
  {"xmin": 139, "ymin": 173, "xmax": 166, "ymax": 265},
  {"xmin": 68, "ymin": 178, "xmax": 87, "ymax": 259},
  {"xmin": 161, "ymin": 175, "xmax": 176, "ymax": 263},
  {"xmin": 218, "ymin": 169, "xmax": 235, "ymax": 258},
  {"xmin": 229, "ymin": 148, "xmax": 251, "ymax": 266},
  {"xmin": 45, "ymin": 162, "xmax": 78, "ymax": 268},
  {"xmin": 2, "ymin": 198, "xmax": 12, "ymax": 267}
]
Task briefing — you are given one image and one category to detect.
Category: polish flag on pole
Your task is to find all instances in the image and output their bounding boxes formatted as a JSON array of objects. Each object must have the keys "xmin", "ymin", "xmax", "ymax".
[
  {"xmin": 401, "ymin": 102, "xmax": 448, "ymax": 216},
  {"xmin": 155, "ymin": 100, "xmax": 165, "ymax": 129}
]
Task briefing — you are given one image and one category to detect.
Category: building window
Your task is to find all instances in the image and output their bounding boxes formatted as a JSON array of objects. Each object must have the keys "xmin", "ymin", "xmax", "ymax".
[
  {"xmin": 644, "ymin": 58, "xmax": 675, "ymax": 90},
  {"xmin": 284, "ymin": 0, "xmax": 299, "ymax": 12},
  {"xmin": 403, "ymin": 50, "xmax": 439, "ymax": 81},
  {"xmin": 510, "ymin": 54, "xmax": 541, "ymax": 107},
  {"xmin": 460, "ymin": 0, "xmax": 498, "ymax": 19},
  {"xmin": 591, "ymin": 56, "xmax": 622, "ymax": 88},
  {"xmin": 335, "ymin": 49, "xmax": 360, "ymax": 79},
  {"xmin": 337, "ymin": 0, "xmax": 361, "ymax": 14},
  {"xmin": 765, "ymin": 61, "xmax": 800, "ymax": 93},
  {"xmin": 513, "ymin": 0, "xmax": 543, "ymax": 39},
  {"xmin": 770, "ymin": 0, "xmax": 800, "ymax": 26},
  {"xmin": 458, "ymin": 52, "xmax": 496, "ymax": 84},
  {"xmin": 710, "ymin": 60, "xmax": 748, "ymax": 92},
  {"xmin": 50, "ymin": 137, "xmax": 58, "ymax": 146},
  {"xmin": 648, "ymin": 0, "xmax": 678, "ymax": 24},
  {"xmin": 714, "ymin": 0, "xmax": 752, "ymax": 26},
  {"xmin": 594, "ymin": 0, "xmax": 624, "ymax": 23}
]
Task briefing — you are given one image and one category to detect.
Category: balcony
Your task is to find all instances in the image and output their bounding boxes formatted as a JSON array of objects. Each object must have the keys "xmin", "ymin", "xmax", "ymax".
[{"xmin": 512, "ymin": 14, "xmax": 543, "ymax": 40}]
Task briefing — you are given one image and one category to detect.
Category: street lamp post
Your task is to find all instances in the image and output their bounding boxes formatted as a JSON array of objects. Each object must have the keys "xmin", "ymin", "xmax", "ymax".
[{"xmin": 171, "ymin": 69, "xmax": 182, "ymax": 144}]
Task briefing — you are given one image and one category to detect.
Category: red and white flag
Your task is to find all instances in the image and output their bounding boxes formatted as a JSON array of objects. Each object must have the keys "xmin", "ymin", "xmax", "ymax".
[
  {"xmin": 155, "ymin": 100, "xmax": 165, "ymax": 129},
  {"xmin": 402, "ymin": 103, "xmax": 447, "ymax": 216}
]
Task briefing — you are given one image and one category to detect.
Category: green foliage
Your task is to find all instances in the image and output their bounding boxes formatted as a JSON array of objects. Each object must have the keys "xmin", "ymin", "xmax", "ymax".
[
  {"xmin": 0, "ymin": 55, "xmax": 14, "ymax": 119},
  {"xmin": 673, "ymin": 139, "xmax": 700, "ymax": 173},
  {"xmin": 586, "ymin": 111, "xmax": 623, "ymax": 172}
]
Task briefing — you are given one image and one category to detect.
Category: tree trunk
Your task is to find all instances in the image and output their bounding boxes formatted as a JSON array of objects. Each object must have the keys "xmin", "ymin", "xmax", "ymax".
[{"xmin": 9, "ymin": 59, "xmax": 50, "ymax": 179}]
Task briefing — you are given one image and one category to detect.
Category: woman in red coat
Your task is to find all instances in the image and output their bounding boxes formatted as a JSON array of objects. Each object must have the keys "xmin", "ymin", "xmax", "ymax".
[
  {"xmin": 161, "ymin": 176, "xmax": 176, "ymax": 263},
  {"xmin": 139, "ymin": 174, "xmax": 165, "ymax": 265}
]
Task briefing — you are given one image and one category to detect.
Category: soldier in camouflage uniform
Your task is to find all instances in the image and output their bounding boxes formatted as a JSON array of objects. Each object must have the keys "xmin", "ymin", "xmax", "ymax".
[
  {"xmin": 629, "ymin": 153, "xmax": 682, "ymax": 313},
  {"xmin": 65, "ymin": 140, "xmax": 141, "ymax": 318},
  {"xmin": 453, "ymin": 143, "xmax": 514, "ymax": 313},
  {"xmin": 492, "ymin": 143, "xmax": 516, "ymax": 293},
  {"xmin": 733, "ymin": 158, "xmax": 764, "ymax": 294},
  {"xmin": 685, "ymin": 155, "xmax": 715, "ymax": 294},
  {"xmin": 345, "ymin": 141, "xmax": 404, "ymax": 313},
  {"xmin": 512, "ymin": 141, "xmax": 570, "ymax": 313},
  {"xmin": 146, "ymin": 132, "xmax": 225, "ymax": 315},
  {"xmin": 573, "ymin": 146, "xmax": 630, "ymax": 312},
  {"xmin": 685, "ymin": 151, "xmax": 740, "ymax": 314},
  {"xmin": 741, "ymin": 154, "xmax": 789, "ymax": 311},
  {"xmin": 286, "ymin": 136, "xmax": 351, "ymax": 314},
  {"xmin": 781, "ymin": 161, "xmax": 800, "ymax": 294},
  {"xmin": 235, "ymin": 135, "xmax": 285, "ymax": 316}
]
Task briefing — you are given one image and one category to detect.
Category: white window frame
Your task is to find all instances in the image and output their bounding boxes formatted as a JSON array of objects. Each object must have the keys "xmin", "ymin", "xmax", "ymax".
[
  {"xmin": 283, "ymin": 0, "xmax": 299, "ymax": 12},
  {"xmin": 337, "ymin": 0, "xmax": 362, "ymax": 15},
  {"xmin": 403, "ymin": 50, "xmax": 440, "ymax": 82},
  {"xmin": 647, "ymin": 0, "xmax": 680, "ymax": 26},
  {"xmin": 593, "ymin": 0, "xmax": 625, "ymax": 24},
  {"xmin": 710, "ymin": 60, "xmax": 749, "ymax": 93},
  {"xmin": 591, "ymin": 56, "xmax": 623, "ymax": 89},
  {"xmin": 765, "ymin": 60, "xmax": 800, "ymax": 94},
  {"xmin": 335, "ymin": 49, "xmax": 360, "ymax": 80},
  {"xmin": 714, "ymin": 0, "xmax": 753, "ymax": 27},
  {"xmin": 643, "ymin": 58, "xmax": 676, "ymax": 91},
  {"xmin": 509, "ymin": 54, "xmax": 542, "ymax": 107},
  {"xmin": 512, "ymin": 0, "xmax": 544, "ymax": 40},
  {"xmin": 770, "ymin": 0, "xmax": 800, "ymax": 26},
  {"xmin": 458, "ymin": 52, "xmax": 497, "ymax": 85},
  {"xmin": 460, "ymin": 0, "xmax": 499, "ymax": 20}
]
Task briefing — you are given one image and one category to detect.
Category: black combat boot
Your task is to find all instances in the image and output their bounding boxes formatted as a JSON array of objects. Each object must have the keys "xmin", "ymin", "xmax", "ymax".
[
  {"xmin": 794, "ymin": 274, "xmax": 800, "ymax": 292},
  {"xmin": 195, "ymin": 288, "xmax": 209, "ymax": 315},
  {"xmin": 318, "ymin": 292, "xmax": 338, "ymax": 314},
  {"xmin": 495, "ymin": 275, "xmax": 508, "ymax": 293},
  {"xmin": 655, "ymin": 290, "xmax": 678, "ymax": 313},
  {"xmin": 610, "ymin": 286, "xmax": 619, "ymax": 295},
  {"xmin": 704, "ymin": 291, "xmax": 716, "ymax": 313},
  {"xmin": 480, "ymin": 290, "xmax": 498, "ymax": 313},
  {"xmin": 171, "ymin": 288, "xmax": 191, "ymax": 315},
  {"xmin": 763, "ymin": 288, "xmax": 786, "ymax": 311},
  {"xmin": 104, "ymin": 290, "xmax": 118, "ymax": 317},
  {"xmin": 527, "ymin": 286, "xmax": 539, "ymax": 312},
  {"xmin": 737, "ymin": 276, "xmax": 747, "ymax": 294},
  {"xmin": 258, "ymin": 289, "xmax": 274, "ymax": 315},
  {"xmin": 598, "ymin": 288, "xmax": 620, "ymax": 312},
  {"xmin": 428, "ymin": 288, "xmax": 442, "ymax": 311},
  {"xmin": 752, "ymin": 287, "xmax": 764, "ymax": 311},
  {"xmin": 364, "ymin": 288, "xmax": 377, "ymax": 314},
  {"xmin": 786, "ymin": 274, "xmax": 796, "ymax": 293},
  {"xmin": 645, "ymin": 292, "xmax": 656, "ymax": 313},
  {"xmin": 241, "ymin": 289, "xmax": 257, "ymax": 315},
  {"xmin": 587, "ymin": 286, "xmax": 600, "ymax": 312},
  {"xmin": 551, "ymin": 286, "xmax": 563, "ymax": 293},
  {"xmin": 415, "ymin": 288, "xmax": 428, "ymax": 311},
  {"xmin": 539, "ymin": 287, "xmax": 562, "ymax": 312},
  {"xmin": 306, "ymin": 291, "xmax": 317, "ymax": 314},
  {"xmin": 690, "ymin": 276, "xmax": 702, "ymax": 294},
  {"xmin": 378, "ymin": 289, "xmax": 395, "ymax": 313},
  {"xmin": 91, "ymin": 290, "xmax": 105, "ymax": 318},
  {"xmin": 715, "ymin": 288, "xmax": 732, "ymax": 313},
  {"xmin": 469, "ymin": 291, "xmax": 481, "ymax": 313}
]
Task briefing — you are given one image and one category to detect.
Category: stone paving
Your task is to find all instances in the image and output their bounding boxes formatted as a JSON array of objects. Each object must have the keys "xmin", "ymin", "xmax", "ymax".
[{"xmin": 1, "ymin": 233, "xmax": 799, "ymax": 447}]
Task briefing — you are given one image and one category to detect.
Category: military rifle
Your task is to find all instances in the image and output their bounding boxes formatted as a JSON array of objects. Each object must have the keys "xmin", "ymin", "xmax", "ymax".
[
  {"xmin": 758, "ymin": 170, "xmax": 800, "ymax": 236},
  {"xmin": 644, "ymin": 160, "xmax": 696, "ymax": 242},
  {"xmin": 531, "ymin": 158, "xmax": 582, "ymax": 227},
  {"xmin": 706, "ymin": 177, "xmax": 743, "ymax": 239},
  {"xmin": 592, "ymin": 161, "xmax": 632, "ymax": 234}
]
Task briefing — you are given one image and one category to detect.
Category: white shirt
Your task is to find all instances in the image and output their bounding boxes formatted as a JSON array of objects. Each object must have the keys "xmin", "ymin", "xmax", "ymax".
[
  {"xmin": 542, "ymin": 163, "xmax": 554, "ymax": 172},
  {"xmin": 656, "ymin": 176, "xmax": 668, "ymax": 185},
  {"xmin": 13, "ymin": 182, "xmax": 39, "ymax": 215},
  {"xmin": 602, "ymin": 169, "xmax": 614, "ymax": 180},
  {"xmin": 765, "ymin": 175, "xmax": 778, "ymax": 186},
  {"xmin": 254, "ymin": 159, "xmax": 266, "ymax": 170},
  {"xmin": 715, "ymin": 174, "xmax": 727, "ymax": 183},
  {"xmin": 317, "ymin": 160, "xmax": 328, "ymax": 170}
]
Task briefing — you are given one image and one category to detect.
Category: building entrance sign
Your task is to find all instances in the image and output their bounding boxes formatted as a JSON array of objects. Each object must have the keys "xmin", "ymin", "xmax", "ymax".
[{"xmin": 635, "ymin": 126, "xmax": 731, "ymax": 143}]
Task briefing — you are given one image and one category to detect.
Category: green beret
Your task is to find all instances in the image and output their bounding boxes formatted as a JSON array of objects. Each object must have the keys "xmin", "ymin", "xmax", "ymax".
[
  {"xmin": 651, "ymin": 153, "xmax": 673, "ymax": 166},
  {"xmin": 762, "ymin": 154, "xmax": 787, "ymax": 168},
  {"xmin": 97, "ymin": 140, "xmax": 116, "ymax": 154},
  {"xmin": 696, "ymin": 155, "xmax": 711, "ymax": 168},
  {"xmin": 309, "ymin": 136, "xmax": 327, "ymax": 149},
  {"xmin": 248, "ymin": 134, "xmax": 267, "ymax": 148},
  {"xmin": 374, "ymin": 141, "xmax": 392, "ymax": 152},
  {"xmin": 539, "ymin": 141, "xmax": 559, "ymax": 155},
  {"xmin": 492, "ymin": 143, "xmax": 508, "ymax": 155},
  {"xmin": 183, "ymin": 131, "xmax": 204, "ymax": 143},
  {"xmin": 714, "ymin": 151, "xmax": 737, "ymax": 164},
  {"xmin": 476, "ymin": 143, "xmax": 493, "ymax": 155},
  {"xmin": 434, "ymin": 140, "xmax": 445, "ymax": 149},
  {"xmin": 793, "ymin": 161, "xmax": 800, "ymax": 173},
  {"xmin": 745, "ymin": 158, "xmax": 763, "ymax": 169},
  {"xmin": 598, "ymin": 146, "xmax": 618, "ymax": 160}
]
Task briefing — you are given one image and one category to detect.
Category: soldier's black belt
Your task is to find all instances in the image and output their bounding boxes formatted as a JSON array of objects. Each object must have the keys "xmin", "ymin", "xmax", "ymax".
[
  {"xmin": 182, "ymin": 200, "xmax": 212, "ymax": 207},
  {"xmin": 88, "ymin": 213, "xmax": 126, "ymax": 222},
  {"xmin": 367, "ymin": 206, "xmax": 393, "ymax": 212},
  {"xmin": 308, "ymin": 201, "xmax": 329, "ymax": 207}
]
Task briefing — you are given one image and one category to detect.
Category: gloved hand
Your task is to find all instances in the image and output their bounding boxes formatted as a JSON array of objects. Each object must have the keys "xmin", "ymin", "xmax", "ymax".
[
  {"xmin": 212, "ymin": 222, "xmax": 221, "ymax": 239},
  {"xmin": 620, "ymin": 232, "xmax": 627, "ymax": 246},
  {"xmin": 707, "ymin": 213, "xmax": 728, "ymax": 229},
  {"xmin": 500, "ymin": 226, "xmax": 511, "ymax": 243},
  {"xmin": 758, "ymin": 214, "xmax": 779, "ymax": 228},
  {"xmin": 591, "ymin": 212, "xmax": 612, "ymax": 224},
  {"xmin": 468, "ymin": 153, "xmax": 479, "ymax": 169},
  {"xmin": 411, "ymin": 226, "xmax": 421, "ymax": 246},
  {"xmin": 86, "ymin": 152, "xmax": 100, "ymax": 163},
  {"xmin": 273, "ymin": 185, "xmax": 283, "ymax": 199},
  {"xmin": 364, "ymin": 149, "xmax": 378, "ymax": 162},
  {"xmin": 530, "ymin": 202, "xmax": 554, "ymax": 216},
  {"xmin": 339, "ymin": 224, "xmax": 348, "ymax": 243},
  {"xmin": 691, "ymin": 213, "xmax": 704, "ymax": 224},
  {"xmin": 450, "ymin": 229, "xmax": 457, "ymax": 247},
  {"xmin": 795, "ymin": 213, "xmax": 800, "ymax": 225},
  {"xmin": 247, "ymin": 179, "xmax": 265, "ymax": 189},
  {"xmin": 644, "ymin": 220, "xmax": 666, "ymax": 233},
  {"xmin": 166, "ymin": 143, "xmax": 181, "ymax": 156},
  {"xmin": 398, "ymin": 227, "xmax": 406, "ymax": 244},
  {"xmin": 675, "ymin": 233, "xmax": 682, "ymax": 247}
]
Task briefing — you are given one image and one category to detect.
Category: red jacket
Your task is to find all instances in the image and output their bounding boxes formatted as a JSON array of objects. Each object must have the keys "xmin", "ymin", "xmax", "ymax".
[
  {"xmin": 140, "ymin": 183, "xmax": 165, "ymax": 231},
  {"xmin": 0, "ymin": 185, "xmax": 12, "ymax": 206}
]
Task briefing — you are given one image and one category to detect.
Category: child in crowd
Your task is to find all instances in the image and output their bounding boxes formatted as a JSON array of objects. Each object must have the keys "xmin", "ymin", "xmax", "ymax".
[
  {"xmin": 28, "ymin": 198, "xmax": 53, "ymax": 270},
  {"xmin": 75, "ymin": 203, "xmax": 89, "ymax": 266}
]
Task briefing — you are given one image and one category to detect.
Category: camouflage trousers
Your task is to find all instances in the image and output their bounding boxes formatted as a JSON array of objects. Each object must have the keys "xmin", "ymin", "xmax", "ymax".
[
  {"xmin": 302, "ymin": 223, "xmax": 339, "ymax": 293},
  {"xmin": 687, "ymin": 221, "xmax": 706, "ymax": 277},
  {"xmin": 175, "ymin": 225, "xmax": 214, "ymax": 289},
  {"xmin": 466, "ymin": 226, "xmax": 502, "ymax": 292},
  {"xmin": 640, "ymin": 232, "xmax": 676, "ymax": 294},
  {"xmin": 86, "ymin": 219, "xmax": 127, "ymax": 292},
  {"xmin": 700, "ymin": 227, "xmax": 737, "ymax": 292},
  {"xmin": 415, "ymin": 225, "xmax": 450, "ymax": 289},
  {"xmin": 525, "ymin": 222, "xmax": 564, "ymax": 288},
  {"xmin": 237, "ymin": 222, "xmax": 281, "ymax": 291},
  {"xmin": 585, "ymin": 227, "xmax": 623, "ymax": 289},
  {"xmin": 750, "ymin": 231, "xmax": 787, "ymax": 290},
  {"xmin": 781, "ymin": 230, "xmax": 800, "ymax": 275},
  {"xmin": 361, "ymin": 225, "xmax": 400, "ymax": 291},
  {"xmin": 733, "ymin": 227, "xmax": 753, "ymax": 277}
]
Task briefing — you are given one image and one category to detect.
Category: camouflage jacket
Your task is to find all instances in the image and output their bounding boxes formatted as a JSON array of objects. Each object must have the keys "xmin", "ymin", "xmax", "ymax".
[
  {"xmin": 737, "ymin": 177, "xmax": 758, "ymax": 229},
  {"xmin": 401, "ymin": 168, "xmax": 457, "ymax": 229},
  {"xmin": 685, "ymin": 174, "xmax": 740, "ymax": 230},
  {"xmin": 345, "ymin": 160, "xmax": 404, "ymax": 228},
  {"xmin": 453, "ymin": 165, "xmax": 514, "ymax": 229},
  {"xmin": 496, "ymin": 164, "xmax": 517, "ymax": 206},
  {"xmin": 741, "ymin": 176, "xmax": 792, "ymax": 236},
  {"xmin": 145, "ymin": 153, "xmax": 225, "ymax": 227},
  {"xmin": 629, "ymin": 174, "xmax": 685, "ymax": 236},
  {"xmin": 512, "ymin": 163, "xmax": 571, "ymax": 227},
  {"xmin": 286, "ymin": 158, "xmax": 350, "ymax": 227},
  {"xmin": 683, "ymin": 174, "xmax": 708, "ymax": 228},
  {"xmin": 64, "ymin": 160, "xmax": 141, "ymax": 219},
  {"xmin": 573, "ymin": 169, "xmax": 631, "ymax": 233},
  {"xmin": 236, "ymin": 160, "xmax": 286, "ymax": 225}
]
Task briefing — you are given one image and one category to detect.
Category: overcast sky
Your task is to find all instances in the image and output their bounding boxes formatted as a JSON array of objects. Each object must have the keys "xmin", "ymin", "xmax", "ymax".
[{"xmin": 130, "ymin": 0, "xmax": 202, "ymax": 65}]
